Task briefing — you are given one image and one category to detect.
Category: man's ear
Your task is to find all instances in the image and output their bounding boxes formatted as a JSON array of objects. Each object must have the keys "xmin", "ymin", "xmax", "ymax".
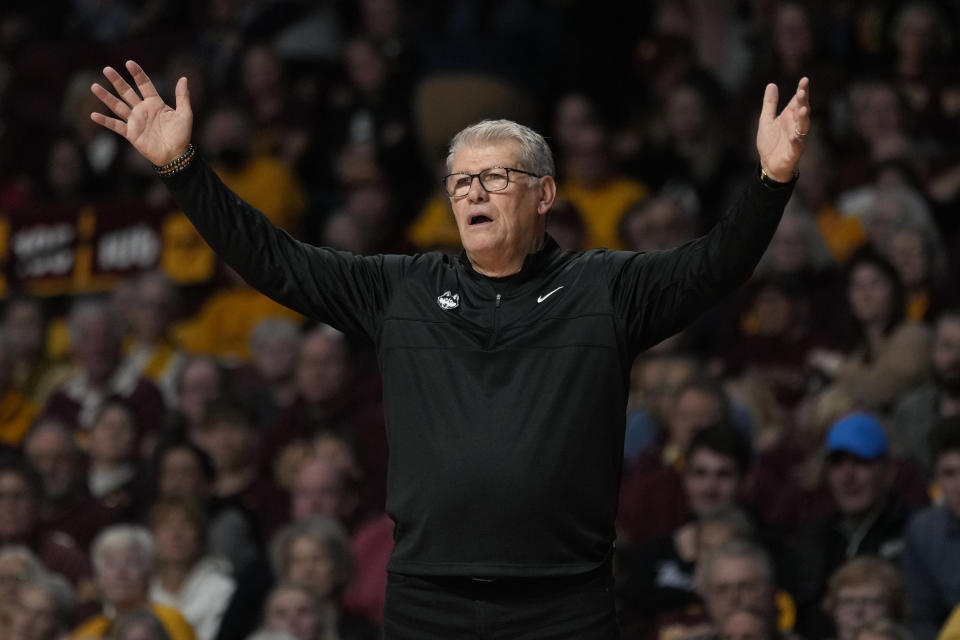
[{"xmin": 537, "ymin": 175, "xmax": 557, "ymax": 216}]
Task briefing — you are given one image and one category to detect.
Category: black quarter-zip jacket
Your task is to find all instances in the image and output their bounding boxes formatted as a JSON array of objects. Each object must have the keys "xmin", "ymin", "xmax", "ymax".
[{"xmin": 164, "ymin": 158, "xmax": 793, "ymax": 577}]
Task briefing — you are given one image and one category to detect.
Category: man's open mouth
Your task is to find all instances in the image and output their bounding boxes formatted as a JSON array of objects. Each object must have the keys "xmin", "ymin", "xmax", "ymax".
[{"xmin": 469, "ymin": 214, "xmax": 493, "ymax": 225}]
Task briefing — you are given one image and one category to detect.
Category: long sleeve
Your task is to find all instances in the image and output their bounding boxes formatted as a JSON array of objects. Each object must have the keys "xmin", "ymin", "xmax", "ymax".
[
  {"xmin": 603, "ymin": 169, "xmax": 793, "ymax": 355},
  {"xmin": 832, "ymin": 322, "xmax": 932, "ymax": 410},
  {"xmin": 901, "ymin": 507, "xmax": 960, "ymax": 640},
  {"xmin": 162, "ymin": 157, "xmax": 411, "ymax": 341},
  {"xmin": 903, "ymin": 512, "xmax": 949, "ymax": 640}
]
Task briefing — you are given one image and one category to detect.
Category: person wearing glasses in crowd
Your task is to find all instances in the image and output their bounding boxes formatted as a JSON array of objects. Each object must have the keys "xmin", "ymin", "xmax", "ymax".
[{"xmin": 88, "ymin": 60, "xmax": 809, "ymax": 638}]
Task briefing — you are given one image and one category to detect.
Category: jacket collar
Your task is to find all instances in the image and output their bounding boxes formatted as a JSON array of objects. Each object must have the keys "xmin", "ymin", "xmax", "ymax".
[{"xmin": 457, "ymin": 234, "xmax": 563, "ymax": 285}]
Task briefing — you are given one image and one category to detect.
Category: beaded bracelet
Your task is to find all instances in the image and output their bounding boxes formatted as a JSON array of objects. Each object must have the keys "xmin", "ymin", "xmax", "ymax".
[{"xmin": 153, "ymin": 144, "xmax": 196, "ymax": 177}]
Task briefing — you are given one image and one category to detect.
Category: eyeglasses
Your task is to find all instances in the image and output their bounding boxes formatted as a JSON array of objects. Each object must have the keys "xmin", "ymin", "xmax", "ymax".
[{"xmin": 442, "ymin": 166, "xmax": 541, "ymax": 198}]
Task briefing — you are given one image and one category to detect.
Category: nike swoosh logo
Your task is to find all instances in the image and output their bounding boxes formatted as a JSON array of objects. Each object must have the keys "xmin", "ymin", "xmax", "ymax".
[{"xmin": 537, "ymin": 286, "xmax": 564, "ymax": 303}]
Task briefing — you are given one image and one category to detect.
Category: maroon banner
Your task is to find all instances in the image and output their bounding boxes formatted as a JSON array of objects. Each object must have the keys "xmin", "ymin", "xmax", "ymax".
[{"xmin": 0, "ymin": 200, "xmax": 216, "ymax": 297}]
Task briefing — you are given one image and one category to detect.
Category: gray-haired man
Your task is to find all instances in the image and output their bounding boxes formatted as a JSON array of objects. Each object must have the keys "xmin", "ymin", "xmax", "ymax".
[{"xmin": 90, "ymin": 60, "xmax": 809, "ymax": 638}]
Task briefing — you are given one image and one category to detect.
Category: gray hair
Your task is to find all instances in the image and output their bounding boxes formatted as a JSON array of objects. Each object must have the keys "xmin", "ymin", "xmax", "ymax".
[
  {"xmin": 250, "ymin": 318, "xmax": 302, "ymax": 354},
  {"xmin": 884, "ymin": 214, "xmax": 948, "ymax": 281},
  {"xmin": 19, "ymin": 572, "xmax": 76, "ymax": 631},
  {"xmin": 0, "ymin": 545, "xmax": 45, "ymax": 579},
  {"xmin": 862, "ymin": 185, "xmax": 935, "ymax": 233},
  {"xmin": 694, "ymin": 540, "xmax": 775, "ymax": 596},
  {"xmin": 91, "ymin": 525, "xmax": 156, "ymax": 575},
  {"xmin": 696, "ymin": 506, "xmax": 757, "ymax": 543},
  {"xmin": 269, "ymin": 516, "xmax": 354, "ymax": 595},
  {"xmin": 446, "ymin": 119, "xmax": 555, "ymax": 178}
]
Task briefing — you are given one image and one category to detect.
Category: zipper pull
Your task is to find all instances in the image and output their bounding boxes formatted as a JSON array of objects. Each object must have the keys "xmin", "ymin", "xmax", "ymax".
[{"xmin": 495, "ymin": 293, "xmax": 502, "ymax": 307}]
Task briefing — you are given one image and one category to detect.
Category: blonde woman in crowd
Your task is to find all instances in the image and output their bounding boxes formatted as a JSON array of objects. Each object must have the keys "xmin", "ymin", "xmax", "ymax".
[{"xmin": 823, "ymin": 558, "xmax": 907, "ymax": 640}]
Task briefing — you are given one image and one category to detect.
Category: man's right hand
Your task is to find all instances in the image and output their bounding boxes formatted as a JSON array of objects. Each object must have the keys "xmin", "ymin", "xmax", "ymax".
[{"xmin": 90, "ymin": 60, "xmax": 193, "ymax": 167}]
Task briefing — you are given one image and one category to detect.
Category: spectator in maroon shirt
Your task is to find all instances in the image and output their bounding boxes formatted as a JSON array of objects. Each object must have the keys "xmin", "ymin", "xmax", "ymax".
[
  {"xmin": 190, "ymin": 398, "xmax": 286, "ymax": 539},
  {"xmin": 618, "ymin": 427, "xmax": 755, "ymax": 630},
  {"xmin": 23, "ymin": 417, "xmax": 121, "ymax": 550},
  {"xmin": 0, "ymin": 457, "xmax": 91, "ymax": 595},
  {"xmin": 43, "ymin": 300, "xmax": 165, "ymax": 440},
  {"xmin": 168, "ymin": 356, "xmax": 228, "ymax": 439},
  {"xmin": 86, "ymin": 398, "xmax": 144, "ymax": 523},
  {"xmin": 264, "ymin": 326, "xmax": 386, "ymax": 512},
  {"xmin": 234, "ymin": 318, "xmax": 301, "ymax": 430},
  {"xmin": 2, "ymin": 295, "xmax": 69, "ymax": 407},
  {"xmin": 619, "ymin": 379, "xmax": 734, "ymax": 543}
]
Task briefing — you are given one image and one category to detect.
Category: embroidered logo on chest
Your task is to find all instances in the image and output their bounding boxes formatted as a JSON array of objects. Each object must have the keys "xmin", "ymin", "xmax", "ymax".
[
  {"xmin": 437, "ymin": 290, "xmax": 460, "ymax": 310},
  {"xmin": 537, "ymin": 285, "xmax": 564, "ymax": 303}
]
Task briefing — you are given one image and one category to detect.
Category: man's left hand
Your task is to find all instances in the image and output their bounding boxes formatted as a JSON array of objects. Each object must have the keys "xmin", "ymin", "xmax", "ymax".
[{"xmin": 756, "ymin": 77, "xmax": 810, "ymax": 183}]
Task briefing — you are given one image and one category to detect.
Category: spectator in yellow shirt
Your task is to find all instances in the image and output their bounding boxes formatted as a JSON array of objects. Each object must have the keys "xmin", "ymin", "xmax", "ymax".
[
  {"xmin": 554, "ymin": 92, "xmax": 647, "ymax": 250},
  {"xmin": 175, "ymin": 265, "xmax": 303, "ymax": 364},
  {"xmin": 0, "ymin": 331, "xmax": 39, "ymax": 447},
  {"xmin": 202, "ymin": 104, "xmax": 306, "ymax": 236},
  {"xmin": 117, "ymin": 270, "xmax": 187, "ymax": 406}
]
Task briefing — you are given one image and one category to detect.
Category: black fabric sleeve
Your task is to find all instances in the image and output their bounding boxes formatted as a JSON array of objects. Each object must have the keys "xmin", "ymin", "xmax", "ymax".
[
  {"xmin": 161, "ymin": 157, "xmax": 410, "ymax": 341},
  {"xmin": 603, "ymin": 169, "xmax": 794, "ymax": 356}
]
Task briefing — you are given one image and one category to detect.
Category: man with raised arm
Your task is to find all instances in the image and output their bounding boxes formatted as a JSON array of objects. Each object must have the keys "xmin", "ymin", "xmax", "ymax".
[{"xmin": 90, "ymin": 61, "xmax": 810, "ymax": 638}]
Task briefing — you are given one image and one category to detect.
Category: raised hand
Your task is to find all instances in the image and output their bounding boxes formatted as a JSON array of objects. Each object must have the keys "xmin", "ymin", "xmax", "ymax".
[
  {"xmin": 756, "ymin": 77, "xmax": 810, "ymax": 183},
  {"xmin": 90, "ymin": 60, "xmax": 192, "ymax": 167}
]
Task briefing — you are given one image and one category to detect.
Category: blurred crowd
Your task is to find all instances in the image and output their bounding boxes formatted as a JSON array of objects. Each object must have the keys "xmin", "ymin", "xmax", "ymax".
[{"xmin": 2, "ymin": 1, "xmax": 960, "ymax": 639}]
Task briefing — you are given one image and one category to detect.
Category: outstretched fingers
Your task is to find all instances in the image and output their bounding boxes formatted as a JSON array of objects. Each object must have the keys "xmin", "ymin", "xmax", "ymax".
[
  {"xmin": 90, "ymin": 111, "xmax": 127, "ymax": 137},
  {"xmin": 760, "ymin": 83, "xmax": 779, "ymax": 125},
  {"xmin": 125, "ymin": 60, "xmax": 160, "ymax": 99},
  {"xmin": 103, "ymin": 66, "xmax": 142, "ymax": 109},
  {"xmin": 786, "ymin": 77, "xmax": 811, "ymax": 137},
  {"xmin": 174, "ymin": 76, "xmax": 192, "ymax": 116},
  {"xmin": 91, "ymin": 82, "xmax": 131, "ymax": 120}
]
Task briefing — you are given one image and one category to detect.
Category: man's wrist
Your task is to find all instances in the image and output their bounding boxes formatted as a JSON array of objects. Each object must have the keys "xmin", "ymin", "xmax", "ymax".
[
  {"xmin": 154, "ymin": 144, "xmax": 196, "ymax": 177},
  {"xmin": 758, "ymin": 164, "xmax": 798, "ymax": 188}
]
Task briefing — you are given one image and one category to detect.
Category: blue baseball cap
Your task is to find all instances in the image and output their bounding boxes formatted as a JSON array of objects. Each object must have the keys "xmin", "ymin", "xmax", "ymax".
[{"xmin": 826, "ymin": 412, "xmax": 889, "ymax": 460}]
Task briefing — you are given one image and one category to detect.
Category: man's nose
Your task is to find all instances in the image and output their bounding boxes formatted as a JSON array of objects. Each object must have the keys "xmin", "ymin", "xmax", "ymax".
[{"xmin": 467, "ymin": 175, "xmax": 488, "ymax": 201}]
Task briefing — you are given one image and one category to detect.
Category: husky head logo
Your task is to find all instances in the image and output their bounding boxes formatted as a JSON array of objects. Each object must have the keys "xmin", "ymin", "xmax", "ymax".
[{"xmin": 437, "ymin": 291, "xmax": 460, "ymax": 310}]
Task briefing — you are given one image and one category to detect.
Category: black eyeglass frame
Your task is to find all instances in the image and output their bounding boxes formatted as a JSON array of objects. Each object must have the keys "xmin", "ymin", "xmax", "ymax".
[{"xmin": 441, "ymin": 166, "xmax": 542, "ymax": 198}]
